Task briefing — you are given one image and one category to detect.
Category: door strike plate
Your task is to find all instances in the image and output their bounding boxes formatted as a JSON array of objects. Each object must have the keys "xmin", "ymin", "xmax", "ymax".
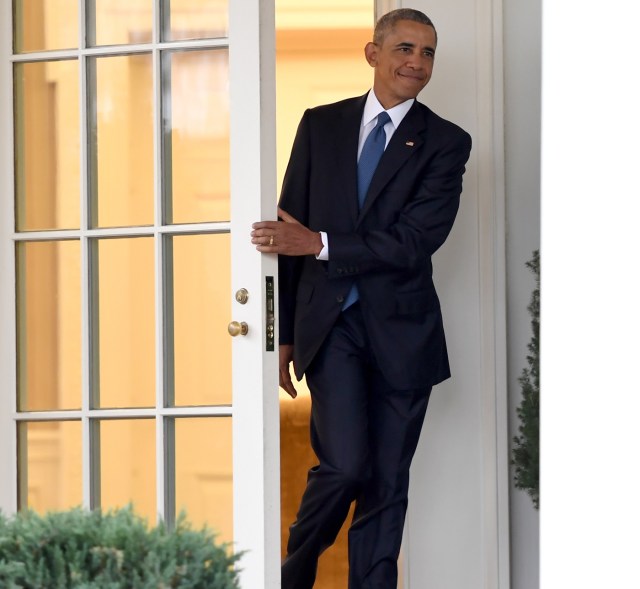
[{"xmin": 265, "ymin": 276, "xmax": 275, "ymax": 352}]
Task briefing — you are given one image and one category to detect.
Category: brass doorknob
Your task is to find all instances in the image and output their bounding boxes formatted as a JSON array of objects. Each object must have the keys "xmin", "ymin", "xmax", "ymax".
[
  {"xmin": 235, "ymin": 288, "xmax": 249, "ymax": 304},
  {"xmin": 228, "ymin": 321, "xmax": 249, "ymax": 337}
]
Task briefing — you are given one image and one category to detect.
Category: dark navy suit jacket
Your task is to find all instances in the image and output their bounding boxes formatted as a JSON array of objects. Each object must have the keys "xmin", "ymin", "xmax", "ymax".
[{"xmin": 278, "ymin": 92, "xmax": 472, "ymax": 390}]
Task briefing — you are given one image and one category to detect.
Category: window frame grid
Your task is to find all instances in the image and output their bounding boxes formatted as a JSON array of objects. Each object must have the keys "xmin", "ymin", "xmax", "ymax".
[{"xmin": 5, "ymin": 0, "xmax": 233, "ymax": 524}]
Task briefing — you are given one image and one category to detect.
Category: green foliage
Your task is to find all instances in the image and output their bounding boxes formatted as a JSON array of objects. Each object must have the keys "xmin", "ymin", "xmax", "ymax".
[
  {"xmin": 0, "ymin": 507, "xmax": 241, "ymax": 588},
  {"xmin": 512, "ymin": 250, "xmax": 540, "ymax": 509}
]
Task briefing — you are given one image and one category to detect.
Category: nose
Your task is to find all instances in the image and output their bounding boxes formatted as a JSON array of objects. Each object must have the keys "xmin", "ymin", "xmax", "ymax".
[{"xmin": 405, "ymin": 52, "xmax": 424, "ymax": 70}]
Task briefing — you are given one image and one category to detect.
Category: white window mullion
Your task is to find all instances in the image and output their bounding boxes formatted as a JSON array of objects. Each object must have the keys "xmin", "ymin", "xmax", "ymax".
[
  {"xmin": 156, "ymin": 225, "xmax": 172, "ymax": 524},
  {"xmin": 154, "ymin": 238, "xmax": 167, "ymax": 527},
  {"xmin": 9, "ymin": 39, "xmax": 230, "ymax": 66},
  {"xmin": 13, "ymin": 406, "xmax": 232, "ymax": 422},
  {"xmin": 163, "ymin": 416, "xmax": 176, "ymax": 527},
  {"xmin": 153, "ymin": 0, "xmax": 167, "ymax": 519},
  {"xmin": 11, "ymin": 223, "xmax": 232, "ymax": 242},
  {"xmin": 80, "ymin": 0, "xmax": 103, "ymax": 512}
]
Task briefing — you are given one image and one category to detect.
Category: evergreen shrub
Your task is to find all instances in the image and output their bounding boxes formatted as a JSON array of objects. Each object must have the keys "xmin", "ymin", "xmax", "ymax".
[
  {"xmin": 512, "ymin": 250, "xmax": 540, "ymax": 509},
  {"xmin": 0, "ymin": 507, "xmax": 240, "ymax": 588}
]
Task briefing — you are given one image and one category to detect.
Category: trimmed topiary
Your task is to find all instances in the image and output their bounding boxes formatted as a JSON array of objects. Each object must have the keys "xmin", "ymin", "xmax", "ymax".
[{"xmin": 0, "ymin": 507, "xmax": 240, "ymax": 588}]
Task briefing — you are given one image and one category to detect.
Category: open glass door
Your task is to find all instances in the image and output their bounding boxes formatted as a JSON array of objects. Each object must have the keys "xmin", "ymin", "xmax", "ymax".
[{"xmin": 0, "ymin": 0, "xmax": 278, "ymax": 587}]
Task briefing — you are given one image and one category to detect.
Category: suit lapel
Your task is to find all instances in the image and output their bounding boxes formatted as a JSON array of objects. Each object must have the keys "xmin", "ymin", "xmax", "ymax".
[
  {"xmin": 333, "ymin": 94, "xmax": 367, "ymax": 225},
  {"xmin": 357, "ymin": 102, "xmax": 428, "ymax": 225}
]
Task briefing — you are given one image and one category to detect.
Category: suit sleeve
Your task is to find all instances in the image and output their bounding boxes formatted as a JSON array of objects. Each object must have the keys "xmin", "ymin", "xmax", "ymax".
[
  {"xmin": 326, "ymin": 129, "xmax": 472, "ymax": 277},
  {"xmin": 277, "ymin": 110, "xmax": 312, "ymax": 344}
]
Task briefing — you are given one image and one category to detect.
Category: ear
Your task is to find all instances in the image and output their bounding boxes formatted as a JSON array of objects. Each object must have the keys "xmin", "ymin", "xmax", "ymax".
[{"xmin": 364, "ymin": 42, "xmax": 378, "ymax": 67}]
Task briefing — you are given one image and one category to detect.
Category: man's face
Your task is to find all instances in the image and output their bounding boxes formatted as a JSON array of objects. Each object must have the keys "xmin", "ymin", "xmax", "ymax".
[{"xmin": 365, "ymin": 20, "xmax": 437, "ymax": 109}]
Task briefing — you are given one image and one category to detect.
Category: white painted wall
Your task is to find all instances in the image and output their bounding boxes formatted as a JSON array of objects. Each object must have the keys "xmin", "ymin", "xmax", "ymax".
[
  {"xmin": 503, "ymin": 0, "xmax": 541, "ymax": 585},
  {"xmin": 399, "ymin": 0, "xmax": 541, "ymax": 586},
  {"xmin": 401, "ymin": 0, "xmax": 511, "ymax": 587}
]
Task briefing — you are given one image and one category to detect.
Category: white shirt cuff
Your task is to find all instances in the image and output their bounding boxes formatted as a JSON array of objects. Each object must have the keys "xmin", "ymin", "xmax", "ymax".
[{"xmin": 316, "ymin": 231, "xmax": 329, "ymax": 260}]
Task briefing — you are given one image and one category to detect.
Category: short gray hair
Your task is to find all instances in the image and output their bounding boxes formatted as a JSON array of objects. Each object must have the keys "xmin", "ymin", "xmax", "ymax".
[{"xmin": 373, "ymin": 8, "xmax": 437, "ymax": 45}]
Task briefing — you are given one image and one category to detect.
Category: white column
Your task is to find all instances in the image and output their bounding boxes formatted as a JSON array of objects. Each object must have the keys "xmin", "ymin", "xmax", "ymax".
[{"xmin": 401, "ymin": 0, "xmax": 510, "ymax": 587}]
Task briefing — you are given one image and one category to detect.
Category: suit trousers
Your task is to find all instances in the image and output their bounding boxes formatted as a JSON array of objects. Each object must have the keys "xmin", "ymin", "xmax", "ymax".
[{"xmin": 281, "ymin": 303, "xmax": 432, "ymax": 589}]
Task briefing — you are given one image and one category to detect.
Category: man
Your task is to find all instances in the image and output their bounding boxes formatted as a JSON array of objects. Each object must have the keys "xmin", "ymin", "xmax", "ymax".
[{"xmin": 252, "ymin": 9, "xmax": 471, "ymax": 589}]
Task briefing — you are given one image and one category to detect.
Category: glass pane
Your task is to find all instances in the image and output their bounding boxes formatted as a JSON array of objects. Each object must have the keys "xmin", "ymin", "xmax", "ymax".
[
  {"xmin": 17, "ymin": 241, "xmax": 81, "ymax": 411},
  {"xmin": 164, "ymin": 50, "xmax": 230, "ymax": 224},
  {"xmin": 96, "ymin": 238, "xmax": 155, "ymax": 408},
  {"xmin": 174, "ymin": 417, "xmax": 232, "ymax": 542},
  {"xmin": 164, "ymin": 0, "xmax": 228, "ymax": 41},
  {"xmin": 91, "ymin": 0, "xmax": 153, "ymax": 46},
  {"xmin": 13, "ymin": 0, "xmax": 78, "ymax": 53},
  {"xmin": 99, "ymin": 419, "xmax": 156, "ymax": 522},
  {"xmin": 170, "ymin": 234, "xmax": 231, "ymax": 406},
  {"xmin": 18, "ymin": 421, "xmax": 82, "ymax": 512},
  {"xmin": 91, "ymin": 54, "xmax": 154, "ymax": 228},
  {"xmin": 14, "ymin": 60, "xmax": 80, "ymax": 231}
]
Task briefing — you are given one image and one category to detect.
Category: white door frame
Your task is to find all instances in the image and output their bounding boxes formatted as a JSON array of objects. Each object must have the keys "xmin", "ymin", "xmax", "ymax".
[{"xmin": 0, "ymin": 0, "xmax": 18, "ymax": 515}]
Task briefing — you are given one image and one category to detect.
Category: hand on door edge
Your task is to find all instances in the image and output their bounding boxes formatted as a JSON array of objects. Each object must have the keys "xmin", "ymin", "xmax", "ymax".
[
  {"xmin": 251, "ymin": 208, "xmax": 323, "ymax": 257},
  {"xmin": 279, "ymin": 344, "xmax": 298, "ymax": 399}
]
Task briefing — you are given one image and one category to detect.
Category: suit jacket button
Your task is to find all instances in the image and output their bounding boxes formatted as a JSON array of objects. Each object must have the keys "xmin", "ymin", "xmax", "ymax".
[
  {"xmin": 336, "ymin": 295, "xmax": 344, "ymax": 303},
  {"xmin": 337, "ymin": 268, "xmax": 344, "ymax": 275}
]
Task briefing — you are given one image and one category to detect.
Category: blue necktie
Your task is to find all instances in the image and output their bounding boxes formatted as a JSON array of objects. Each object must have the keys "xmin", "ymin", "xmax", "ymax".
[{"xmin": 343, "ymin": 111, "xmax": 391, "ymax": 310}]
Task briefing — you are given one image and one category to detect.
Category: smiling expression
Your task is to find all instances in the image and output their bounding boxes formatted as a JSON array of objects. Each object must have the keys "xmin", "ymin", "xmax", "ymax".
[{"xmin": 365, "ymin": 20, "xmax": 437, "ymax": 109}]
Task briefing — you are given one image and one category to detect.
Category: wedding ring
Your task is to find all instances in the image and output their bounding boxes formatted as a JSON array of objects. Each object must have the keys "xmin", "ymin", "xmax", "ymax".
[{"xmin": 269, "ymin": 235, "xmax": 274, "ymax": 246}]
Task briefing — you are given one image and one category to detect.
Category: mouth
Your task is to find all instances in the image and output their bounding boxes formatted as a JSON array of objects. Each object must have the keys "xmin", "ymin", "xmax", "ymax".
[{"xmin": 398, "ymin": 72, "xmax": 425, "ymax": 83}]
